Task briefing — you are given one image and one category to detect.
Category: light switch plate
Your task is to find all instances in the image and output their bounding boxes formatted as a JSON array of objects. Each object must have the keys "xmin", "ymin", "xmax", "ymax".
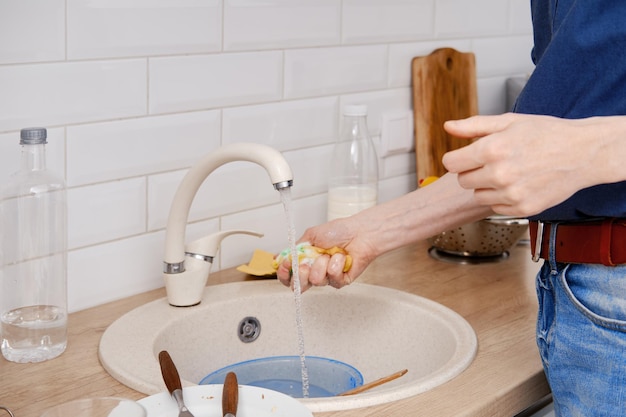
[{"xmin": 379, "ymin": 110, "xmax": 413, "ymax": 157}]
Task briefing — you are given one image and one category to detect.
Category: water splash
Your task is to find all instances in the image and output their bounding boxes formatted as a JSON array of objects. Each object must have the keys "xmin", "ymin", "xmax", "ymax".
[{"xmin": 279, "ymin": 187, "xmax": 310, "ymax": 398}]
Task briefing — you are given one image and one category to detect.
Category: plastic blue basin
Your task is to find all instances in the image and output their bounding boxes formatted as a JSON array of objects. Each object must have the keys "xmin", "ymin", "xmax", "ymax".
[{"xmin": 199, "ymin": 355, "xmax": 363, "ymax": 398}]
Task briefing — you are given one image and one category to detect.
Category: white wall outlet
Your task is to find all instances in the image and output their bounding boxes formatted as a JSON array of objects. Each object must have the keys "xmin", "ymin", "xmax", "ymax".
[{"xmin": 379, "ymin": 110, "xmax": 414, "ymax": 158}]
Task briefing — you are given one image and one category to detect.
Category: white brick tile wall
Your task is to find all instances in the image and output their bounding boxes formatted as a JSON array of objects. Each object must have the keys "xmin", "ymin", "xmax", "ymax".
[
  {"xmin": 436, "ymin": 0, "xmax": 508, "ymax": 36},
  {"xmin": 223, "ymin": 0, "xmax": 340, "ymax": 51},
  {"xmin": 0, "ymin": 0, "xmax": 534, "ymax": 311},
  {"xmin": 222, "ymin": 97, "xmax": 339, "ymax": 151},
  {"xmin": 0, "ymin": 60, "xmax": 147, "ymax": 132},
  {"xmin": 284, "ymin": 45, "xmax": 388, "ymax": 99},
  {"xmin": 67, "ymin": 0, "xmax": 223, "ymax": 59},
  {"xmin": 0, "ymin": 0, "xmax": 65, "ymax": 64},
  {"xmin": 66, "ymin": 111, "xmax": 221, "ymax": 186},
  {"xmin": 149, "ymin": 52, "xmax": 283, "ymax": 113},
  {"xmin": 67, "ymin": 178, "xmax": 147, "ymax": 249},
  {"xmin": 342, "ymin": 0, "xmax": 435, "ymax": 44}
]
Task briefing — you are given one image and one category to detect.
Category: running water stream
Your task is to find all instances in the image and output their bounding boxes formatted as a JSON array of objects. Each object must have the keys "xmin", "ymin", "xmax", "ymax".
[{"xmin": 279, "ymin": 187, "xmax": 310, "ymax": 398}]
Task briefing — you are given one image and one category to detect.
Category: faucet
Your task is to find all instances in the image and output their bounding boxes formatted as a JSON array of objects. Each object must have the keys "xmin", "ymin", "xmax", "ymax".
[{"xmin": 162, "ymin": 142, "xmax": 293, "ymax": 307}]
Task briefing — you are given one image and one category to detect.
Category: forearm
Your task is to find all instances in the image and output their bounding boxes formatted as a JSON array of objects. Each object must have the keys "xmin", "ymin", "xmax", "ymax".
[{"xmin": 343, "ymin": 173, "xmax": 492, "ymax": 258}]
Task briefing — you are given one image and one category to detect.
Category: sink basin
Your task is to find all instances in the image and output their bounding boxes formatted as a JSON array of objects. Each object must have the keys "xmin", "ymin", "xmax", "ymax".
[{"xmin": 99, "ymin": 281, "xmax": 477, "ymax": 412}]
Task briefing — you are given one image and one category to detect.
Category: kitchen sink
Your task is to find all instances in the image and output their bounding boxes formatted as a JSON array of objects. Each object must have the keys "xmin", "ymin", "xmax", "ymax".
[{"xmin": 99, "ymin": 281, "xmax": 477, "ymax": 412}]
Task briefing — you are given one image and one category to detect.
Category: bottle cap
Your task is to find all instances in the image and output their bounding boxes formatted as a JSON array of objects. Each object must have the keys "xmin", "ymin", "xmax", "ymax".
[
  {"xmin": 20, "ymin": 127, "xmax": 48, "ymax": 145},
  {"xmin": 343, "ymin": 104, "xmax": 368, "ymax": 117}
]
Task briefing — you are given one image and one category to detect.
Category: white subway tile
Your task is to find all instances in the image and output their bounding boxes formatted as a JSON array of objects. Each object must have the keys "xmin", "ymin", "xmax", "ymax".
[
  {"xmin": 0, "ymin": 128, "xmax": 65, "ymax": 182},
  {"xmin": 224, "ymin": 0, "xmax": 340, "ymax": 51},
  {"xmin": 0, "ymin": 60, "xmax": 147, "ymax": 133},
  {"xmin": 342, "ymin": 0, "xmax": 434, "ymax": 44},
  {"xmin": 381, "ymin": 151, "xmax": 416, "ymax": 180},
  {"xmin": 478, "ymin": 76, "xmax": 509, "ymax": 115},
  {"xmin": 222, "ymin": 97, "xmax": 339, "ymax": 151},
  {"xmin": 473, "ymin": 36, "xmax": 534, "ymax": 77},
  {"xmin": 147, "ymin": 170, "xmax": 186, "ymax": 231},
  {"xmin": 509, "ymin": 0, "xmax": 533, "ymax": 35},
  {"xmin": 285, "ymin": 45, "xmax": 388, "ymax": 99},
  {"xmin": 0, "ymin": 0, "xmax": 65, "ymax": 64},
  {"xmin": 388, "ymin": 39, "xmax": 472, "ymax": 88},
  {"xmin": 68, "ymin": 232, "xmax": 164, "ymax": 312},
  {"xmin": 66, "ymin": 111, "xmax": 220, "ymax": 187},
  {"xmin": 436, "ymin": 0, "xmax": 508, "ymax": 37},
  {"xmin": 68, "ymin": 178, "xmax": 146, "ymax": 249},
  {"xmin": 149, "ymin": 52, "xmax": 283, "ymax": 114},
  {"xmin": 284, "ymin": 146, "xmax": 332, "ymax": 199},
  {"xmin": 67, "ymin": 0, "xmax": 222, "ymax": 59}
]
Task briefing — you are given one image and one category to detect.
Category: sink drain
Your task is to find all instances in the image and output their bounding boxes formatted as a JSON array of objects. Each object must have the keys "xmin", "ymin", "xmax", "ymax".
[{"xmin": 238, "ymin": 316, "xmax": 261, "ymax": 343}]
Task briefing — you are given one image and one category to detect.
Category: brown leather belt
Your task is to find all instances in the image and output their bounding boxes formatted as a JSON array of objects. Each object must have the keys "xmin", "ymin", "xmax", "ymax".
[{"xmin": 529, "ymin": 219, "xmax": 626, "ymax": 266}]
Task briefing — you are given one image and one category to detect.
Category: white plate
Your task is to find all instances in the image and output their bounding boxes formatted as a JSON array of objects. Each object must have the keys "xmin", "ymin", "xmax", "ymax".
[{"xmin": 138, "ymin": 385, "xmax": 313, "ymax": 417}]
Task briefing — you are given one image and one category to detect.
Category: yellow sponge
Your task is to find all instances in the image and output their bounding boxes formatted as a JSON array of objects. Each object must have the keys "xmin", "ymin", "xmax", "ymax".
[{"xmin": 272, "ymin": 242, "xmax": 352, "ymax": 272}]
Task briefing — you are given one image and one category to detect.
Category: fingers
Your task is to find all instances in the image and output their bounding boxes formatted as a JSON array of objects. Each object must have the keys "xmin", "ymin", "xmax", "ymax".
[
  {"xmin": 442, "ymin": 144, "xmax": 483, "ymax": 174},
  {"xmin": 443, "ymin": 114, "xmax": 520, "ymax": 174},
  {"xmin": 276, "ymin": 259, "xmax": 313, "ymax": 292},
  {"xmin": 308, "ymin": 253, "xmax": 352, "ymax": 289},
  {"xmin": 443, "ymin": 113, "xmax": 517, "ymax": 138},
  {"xmin": 276, "ymin": 253, "xmax": 351, "ymax": 291},
  {"xmin": 276, "ymin": 259, "xmax": 293, "ymax": 287}
]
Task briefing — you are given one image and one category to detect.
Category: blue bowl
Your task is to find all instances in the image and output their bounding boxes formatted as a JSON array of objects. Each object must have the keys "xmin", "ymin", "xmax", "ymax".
[{"xmin": 199, "ymin": 355, "xmax": 363, "ymax": 398}]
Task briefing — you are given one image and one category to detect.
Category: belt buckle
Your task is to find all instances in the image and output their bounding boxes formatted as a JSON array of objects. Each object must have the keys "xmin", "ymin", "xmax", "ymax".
[{"xmin": 532, "ymin": 221, "xmax": 544, "ymax": 262}]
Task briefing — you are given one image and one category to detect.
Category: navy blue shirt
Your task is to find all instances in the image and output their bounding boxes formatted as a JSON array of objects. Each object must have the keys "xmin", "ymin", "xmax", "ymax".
[{"xmin": 514, "ymin": 0, "xmax": 626, "ymax": 221}]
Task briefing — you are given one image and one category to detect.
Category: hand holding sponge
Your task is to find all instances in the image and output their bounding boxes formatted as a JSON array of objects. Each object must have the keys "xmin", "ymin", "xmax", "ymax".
[
  {"xmin": 237, "ymin": 243, "xmax": 353, "ymax": 277},
  {"xmin": 272, "ymin": 242, "xmax": 353, "ymax": 272}
]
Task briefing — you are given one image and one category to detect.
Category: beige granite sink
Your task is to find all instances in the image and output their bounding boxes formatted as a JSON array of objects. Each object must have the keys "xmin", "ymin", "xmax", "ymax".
[{"xmin": 99, "ymin": 281, "xmax": 477, "ymax": 412}]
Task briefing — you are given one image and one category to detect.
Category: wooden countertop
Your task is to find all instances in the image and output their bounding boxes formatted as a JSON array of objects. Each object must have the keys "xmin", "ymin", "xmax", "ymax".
[{"xmin": 1, "ymin": 240, "xmax": 550, "ymax": 417}]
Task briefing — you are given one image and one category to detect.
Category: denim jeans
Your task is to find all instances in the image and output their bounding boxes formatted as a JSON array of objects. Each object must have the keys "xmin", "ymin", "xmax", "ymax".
[{"xmin": 536, "ymin": 254, "xmax": 626, "ymax": 416}]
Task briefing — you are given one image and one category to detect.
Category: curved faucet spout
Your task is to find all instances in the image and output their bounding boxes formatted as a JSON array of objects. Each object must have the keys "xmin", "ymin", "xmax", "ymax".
[
  {"xmin": 164, "ymin": 142, "xmax": 293, "ymax": 267},
  {"xmin": 162, "ymin": 143, "xmax": 293, "ymax": 306}
]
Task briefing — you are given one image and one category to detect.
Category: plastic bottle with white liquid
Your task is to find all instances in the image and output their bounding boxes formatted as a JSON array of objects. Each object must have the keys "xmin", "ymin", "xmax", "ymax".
[
  {"xmin": 0, "ymin": 127, "xmax": 68, "ymax": 363},
  {"xmin": 327, "ymin": 105, "xmax": 379, "ymax": 221}
]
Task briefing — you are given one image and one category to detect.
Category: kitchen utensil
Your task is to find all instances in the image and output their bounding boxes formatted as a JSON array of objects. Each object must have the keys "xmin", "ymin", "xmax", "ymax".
[
  {"xmin": 138, "ymin": 385, "xmax": 313, "ymax": 417},
  {"xmin": 428, "ymin": 215, "xmax": 529, "ymax": 257},
  {"xmin": 158, "ymin": 350, "xmax": 195, "ymax": 417},
  {"xmin": 39, "ymin": 397, "xmax": 146, "ymax": 417},
  {"xmin": 412, "ymin": 47, "xmax": 478, "ymax": 180},
  {"xmin": 338, "ymin": 369, "xmax": 408, "ymax": 396},
  {"xmin": 222, "ymin": 372, "xmax": 238, "ymax": 417}
]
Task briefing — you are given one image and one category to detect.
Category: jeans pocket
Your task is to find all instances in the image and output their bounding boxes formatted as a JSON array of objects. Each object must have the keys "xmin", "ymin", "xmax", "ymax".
[{"xmin": 559, "ymin": 264, "xmax": 626, "ymax": 332}]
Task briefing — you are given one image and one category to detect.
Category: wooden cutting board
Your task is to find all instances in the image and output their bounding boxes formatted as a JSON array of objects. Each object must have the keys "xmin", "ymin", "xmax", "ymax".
[{"xmin": 412, "ymin": 48, "xmax": 478, "ymax": 181}]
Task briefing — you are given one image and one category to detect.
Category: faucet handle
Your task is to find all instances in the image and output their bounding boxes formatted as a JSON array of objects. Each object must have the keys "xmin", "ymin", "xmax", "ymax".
[{"xmin": 186, "ymin": 229, "xmax": 264, "ymax": 261}]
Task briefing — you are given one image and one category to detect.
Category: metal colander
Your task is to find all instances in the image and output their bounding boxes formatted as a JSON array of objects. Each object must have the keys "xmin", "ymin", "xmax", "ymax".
[{"xmin": 428, "ymin": 216, "xmax": 529, "ymax": 257}]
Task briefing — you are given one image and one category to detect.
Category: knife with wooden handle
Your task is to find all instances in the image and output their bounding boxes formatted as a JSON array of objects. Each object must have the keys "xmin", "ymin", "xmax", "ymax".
[
  {"xmin": 158, "ymin": 350, "xmax": 196, "ymax": 417},
  {"xmin": 222, "ymin": 372, "xmax": 239, "ymax": 417}
]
